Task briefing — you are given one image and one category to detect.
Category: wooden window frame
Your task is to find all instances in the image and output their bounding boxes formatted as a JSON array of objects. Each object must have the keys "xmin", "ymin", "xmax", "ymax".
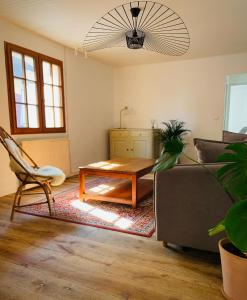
[{"xmin": 5, "ymin": 42, "xmax": 66, "ymax": 135}]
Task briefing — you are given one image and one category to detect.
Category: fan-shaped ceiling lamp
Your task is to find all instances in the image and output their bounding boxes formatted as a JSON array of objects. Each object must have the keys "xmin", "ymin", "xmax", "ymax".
[{"xmin": 82, "ymin": 1, "xmax": 190, "ymax": 56}]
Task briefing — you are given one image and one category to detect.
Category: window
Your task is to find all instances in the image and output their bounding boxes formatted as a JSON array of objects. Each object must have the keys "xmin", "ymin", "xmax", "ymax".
[
  {"xmin": 5, "ymin": 42, "xmax": 66, "ymax": 134},
  {"xmin": 225, "ymin": 73, "xmax": 247, "ymax": 133}
]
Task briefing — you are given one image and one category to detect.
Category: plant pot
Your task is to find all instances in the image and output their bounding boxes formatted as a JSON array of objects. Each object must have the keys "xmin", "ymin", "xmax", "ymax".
[{"xmin": 219, "ymin": 238, "xmax": 247, "ymax": 300}]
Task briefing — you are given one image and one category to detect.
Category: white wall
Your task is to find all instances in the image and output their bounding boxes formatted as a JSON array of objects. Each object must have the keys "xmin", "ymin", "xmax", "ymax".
[
  {"xmin": 65, "ymin": 48, "xmax": 113, "ymax": 173},
  {"xmin": 0, "ymin": 18, "xmax": 114, "ymax": 197},
  {"xmin": 113, "ymin": 53, "xmax": 247, "ymax": 159}
]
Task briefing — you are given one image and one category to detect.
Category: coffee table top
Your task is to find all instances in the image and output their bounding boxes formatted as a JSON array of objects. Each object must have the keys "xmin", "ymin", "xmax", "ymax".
[{"xmin": 79, "ymin": 158, "xmax": 155, "ymax": 175}]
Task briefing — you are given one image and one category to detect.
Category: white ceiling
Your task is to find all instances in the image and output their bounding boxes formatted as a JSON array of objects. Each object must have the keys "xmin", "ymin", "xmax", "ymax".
[{"xmin": 0, "ymin": 0, "xmax": 247, "ymax": 66}]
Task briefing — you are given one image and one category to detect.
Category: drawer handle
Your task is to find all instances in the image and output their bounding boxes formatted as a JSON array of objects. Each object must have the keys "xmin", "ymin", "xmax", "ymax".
[
  {"xmin": 127, "ymin": 148, "xmax": 129, "ymax": 151},
  {"xmin": 131, "ymin": 149, "xmax": 134, "ymax": 151}
]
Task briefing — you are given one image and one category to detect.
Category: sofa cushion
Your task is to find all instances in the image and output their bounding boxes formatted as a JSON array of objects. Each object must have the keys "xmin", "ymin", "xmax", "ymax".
[
  {"xmin": 223, "ymin": 130, "xmax": 247, "ymax": 142},
  {"xmin": 194, "ymin": 138, "xmax": 230, "ymax": 163}
]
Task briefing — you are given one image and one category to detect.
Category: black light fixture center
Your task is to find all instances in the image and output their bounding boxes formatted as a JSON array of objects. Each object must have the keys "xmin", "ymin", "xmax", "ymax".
[
  {"xmin": 126, "ymin": 6, "xmax": 145, "ymax": 50},
  {"xmin": 126, "ymin": 30, "xmax": 145, "ymax": 49},
  {"xmin": 130, "ymin": 7, "xmax": 141, "ymax": 17}
]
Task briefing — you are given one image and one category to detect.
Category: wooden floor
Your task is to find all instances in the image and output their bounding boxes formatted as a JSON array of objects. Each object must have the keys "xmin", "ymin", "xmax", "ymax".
[{"xmin": 0, "ymin": 177, "xmax": 224, "ymax": 300}]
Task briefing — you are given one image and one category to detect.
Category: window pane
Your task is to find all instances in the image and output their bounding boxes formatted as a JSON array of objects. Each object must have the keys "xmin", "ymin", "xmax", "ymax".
[
  {"xmin": 54, "ymin": 107, "xmax": 63, "ymax": 127},
  {"xmin": 44, "ymin": 84, "xmax": 53, "ymax": 106},
  {"xmin": 43, "ymin": 61, "xmax": 52, "ymax": 84},
  {"xmin": 12, "ymin": 52, "xmax": 24, "ymax": 78},
  {"xmin": 228, "ymin": 85, "xmax": 247, "ymax": 132},
  {"xmin": 14, "ymin": 78, "xmax": 26, "ymax": 103},
  {"xmin": 45, "ymin": 107, "xmax": 54, "ymax": 128},
  {"xmin": 26, "ymin": 81, "xmax": 37, "ymax": 104},
  {"xmin": 52, "ymin": 64, "xmax": 61, "ymax": 86},
  {"xmin": 28, "ymin": 105, "xmax": 39, "ymax": 128},
  {"xmin": 16, "ymin": 104, "xmax": 28, "ymax": 128},
  {"xmin": 53, "ymin": 86, "xmax": 62, "ymax": 107},
  {"xmin": 24, "ymin": 56, "xmax": 36, "ymax": 81}
]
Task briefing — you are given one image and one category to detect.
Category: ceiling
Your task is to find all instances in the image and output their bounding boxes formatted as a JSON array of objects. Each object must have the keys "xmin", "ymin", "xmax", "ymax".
[{"xmin": 0, "ymin": 0, "xmax": 247, "ymax": 66}]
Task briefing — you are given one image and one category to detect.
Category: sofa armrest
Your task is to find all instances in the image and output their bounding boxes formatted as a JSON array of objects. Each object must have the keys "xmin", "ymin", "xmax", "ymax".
[{"xmin": 154, "ymin": 163, "xmax": 232, "ymax": 252}]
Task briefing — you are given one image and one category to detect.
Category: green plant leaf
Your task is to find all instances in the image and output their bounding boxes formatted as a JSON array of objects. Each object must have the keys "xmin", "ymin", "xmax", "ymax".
[
  {"xmin": 224, "ymin": 200, "xmax": 247, "ymax": 253},
  {"xmin": 152, "ymin": 152, "xmax": 179, "ymax": 173},
  {"xmin": 224, "ymin": 175, "xmax": 247, "ymax": 202},
  {"xmin": 165, "ymin": 139, "xmax": 185, "ymax": 154},
  {"xmin": 210, "ymin": 143, "xmax": 247, "ymax": 253},
  {"xmin": 225, "ymin": 142, "xmax": 247, "ymax": 154},
  {"xmin": 217, "ymin": 153, "xmax": 239, "ymax": 163},
  {"xmin": 216, "ymin": 142, "xmax": 247, "ymax": 201},
  {"xmin": 216, "ymin": 163, "xmax": 238, "ymax": 180},
  {"xmin": 208, "ymin": 220, "xmax": 225, "ymax": 236}
]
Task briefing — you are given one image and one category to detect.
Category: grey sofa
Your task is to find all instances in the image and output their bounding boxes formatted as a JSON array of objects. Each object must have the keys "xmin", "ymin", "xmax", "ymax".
[{"xmin": 154, "ymin": 163, "xmax": 232, "ymax": 252}]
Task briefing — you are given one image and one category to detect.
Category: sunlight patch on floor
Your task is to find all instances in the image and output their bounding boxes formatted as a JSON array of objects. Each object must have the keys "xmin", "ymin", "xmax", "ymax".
[
  {"xmin": 90, "ymin": 208, "xmax": 119, "ymax": 222},
  {"xmin": 114, "ymin": 218, "xmax": 133, "ymax": 229},
  {"xmin": 89, "ymin": 184, "xmax": 115, "ymax": 194},
  {"xmin": 71, "ymin": 201, "xmax": 93, "ymax": 212},
  {"xmin": 71, "ymin": 199, "xmax": 134, "ymax": 229}
]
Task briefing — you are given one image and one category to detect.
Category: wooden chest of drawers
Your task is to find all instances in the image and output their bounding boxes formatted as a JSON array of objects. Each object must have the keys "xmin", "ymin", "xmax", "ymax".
[{"xmin": 109, "ymin": 128, "xmax": 160, "ymax": 159}]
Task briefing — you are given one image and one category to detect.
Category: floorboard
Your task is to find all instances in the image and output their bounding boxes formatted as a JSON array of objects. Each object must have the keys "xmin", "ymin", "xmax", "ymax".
[{"xmin": 0, "ymin": 177, "xmax": 224, "ymax": 300}]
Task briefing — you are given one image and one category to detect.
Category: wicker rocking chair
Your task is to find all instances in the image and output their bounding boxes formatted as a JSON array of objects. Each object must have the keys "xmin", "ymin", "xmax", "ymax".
[{"xmin": 0, "ymin": 127, "xmax": 65, "ymax": 220}]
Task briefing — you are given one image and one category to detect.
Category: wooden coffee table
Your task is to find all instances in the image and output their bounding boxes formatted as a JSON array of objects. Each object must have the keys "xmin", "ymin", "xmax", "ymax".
[{"xmin": 79, "ymin": 158, "xmax": 155, "ymax": 208}]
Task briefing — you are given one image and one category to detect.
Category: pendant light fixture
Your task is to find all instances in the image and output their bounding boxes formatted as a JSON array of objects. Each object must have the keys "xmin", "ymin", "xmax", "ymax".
[
  {"xmin": 125, "ymin": 7, "xmax": 145, "ymax": 49},
  {"xmin": 82, "ymin": 1, "xmax": 190, "ymax": 56}
]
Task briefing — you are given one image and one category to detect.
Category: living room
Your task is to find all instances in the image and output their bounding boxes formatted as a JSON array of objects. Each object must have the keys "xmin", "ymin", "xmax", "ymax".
[{"xmin": 0, "ymin": 1, "xmax": 247, "ymax": 299}]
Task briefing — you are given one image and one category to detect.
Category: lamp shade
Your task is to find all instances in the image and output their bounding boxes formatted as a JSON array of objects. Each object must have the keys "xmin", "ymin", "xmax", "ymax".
[{"xmin": 126, "ymin": 30, "xmax": 145, "ymax": 50}]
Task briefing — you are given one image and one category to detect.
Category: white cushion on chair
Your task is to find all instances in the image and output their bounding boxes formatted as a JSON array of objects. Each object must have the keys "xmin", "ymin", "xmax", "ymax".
[
  {"xmin": 5, "ymin": 138, "xmax": 33, "ymax": 174},
  {"xmin": 35, "ymin": 166, "xmax": 65, "ymax": 186},
  {"xmin": 4, "ymin": 138, "xmax": 65, "ymax": 186}
]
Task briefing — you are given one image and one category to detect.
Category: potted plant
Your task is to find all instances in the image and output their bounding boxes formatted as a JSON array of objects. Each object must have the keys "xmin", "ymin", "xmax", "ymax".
[
  {"xmin": 208, "ymin": 143, "xmax": 247, "ymax": 300},
  {"xmin": 154, "ymin": 121, "xmax": 247, "ymax": 300},
  {"xmin": 153, "ymin": 120, "xmax": 190, "ymax": 172}
]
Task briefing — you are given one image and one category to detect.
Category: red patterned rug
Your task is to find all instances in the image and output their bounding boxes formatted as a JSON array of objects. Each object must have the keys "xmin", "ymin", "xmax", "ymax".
[{"xmin": 17, "ymin": 177, "xmax": 155, "ymax": 237}]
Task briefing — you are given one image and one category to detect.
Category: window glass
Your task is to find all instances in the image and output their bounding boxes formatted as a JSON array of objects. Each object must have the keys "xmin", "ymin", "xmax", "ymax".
[
  {"xmin": 14, "ymin": 78, "xmax": 26, "ymax": 103},
  {"xmin": 43, "ymin": 62, "xmax": 64, "ymax": 128},
  {"xmin": 12, "ymin": 52, "xmax": 24, "ymax": 78},
  {"xmin": 45, "ymin": 107, "xmax": 55, "ymax": 128},
  {"xmin": 24, "ymin": 56, "xmax": 36, "ymax": 81},
  {"xmin": 225, "ymin": 73, "xmax": 247, "ymax": 134},
  {"xmin": 53, "ymin": 86, "xmax": 62, "ymax": 107},
  {"xmin": 54, "ymin": 107, "xmax": 63, "ymax": 127},
  {"xmin": 6, "ymin": 43, "xmax": 65, "ymax": 134},
  {"xmin": 52, "ymin": 64, "xmax": 61, "ymax": 86},
  {"xmin": 26, "ymin": 81, "xmax": 38, "ymax": 105},
  {"xmin": 43, "ymin": 61, "xmax": 52, "ymax": 84},
  {"xmin": 16, "ymin": 104, "xmax": 28, "ymax": 128},
  {"xmin": 44, "ymin": 84, "xmax": 53, "ymax": 106},
  {"xmin": 28, "ymin": 105, "xmax": 39, "ymax": 128}
]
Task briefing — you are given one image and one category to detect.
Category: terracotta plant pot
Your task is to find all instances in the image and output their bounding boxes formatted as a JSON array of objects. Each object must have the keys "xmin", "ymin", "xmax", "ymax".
[{"xmin": 219, "ymin": 238, "xmax": 247, "ymax": 300}]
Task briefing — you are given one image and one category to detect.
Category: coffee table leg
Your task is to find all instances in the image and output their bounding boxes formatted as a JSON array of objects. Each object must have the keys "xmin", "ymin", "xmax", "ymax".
[
  {"xmin": 131, "ymin": 175, "xmax": 137, "ymax": 208},
  {"xmin": 79, "ymin": 171, "xmax": 85, "ymax": 201}
]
